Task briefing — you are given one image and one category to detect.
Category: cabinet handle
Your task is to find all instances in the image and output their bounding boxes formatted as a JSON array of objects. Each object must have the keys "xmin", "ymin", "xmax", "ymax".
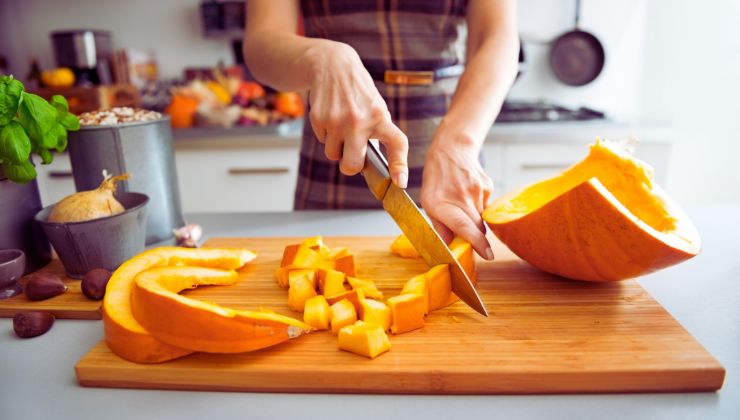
[
  {"xmin": 48, "ymin": 170, "xmax": 74, "ymax": 178},
  {"xmin": 520, "ymin": 163, "xmax": 570, "ymax": 171},
  {"xmin": 227, "ymin": 167, "xmax": 290, "ymax": 175}
]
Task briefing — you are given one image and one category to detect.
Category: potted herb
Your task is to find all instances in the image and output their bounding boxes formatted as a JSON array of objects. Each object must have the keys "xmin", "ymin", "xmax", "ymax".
[{"xmin": 0, "ymin": 75, "xmax": 80, "ymax": 273}]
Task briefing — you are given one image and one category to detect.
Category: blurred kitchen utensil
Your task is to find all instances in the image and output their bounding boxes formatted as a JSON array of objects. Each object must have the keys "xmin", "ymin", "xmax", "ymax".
[
  {"xmin": 51, "ymin": 30, "xmax": 113, "ymax": 85},
  {"xmin": 35, "ymin": 192, "xmax": 148, "ymax": 279},
  {"xmin": 549, "ymin": 0, "xmax": 605, "ymax": 86}
]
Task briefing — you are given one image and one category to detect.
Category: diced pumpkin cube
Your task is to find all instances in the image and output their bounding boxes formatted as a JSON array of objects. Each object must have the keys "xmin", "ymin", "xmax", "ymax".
[
  {"xmin": 274, "ymin": 267, "xmax": 291, "ymax": 289},
  {"xmin": 359, "ymin": 299, "xmax": 392, "ymax": 331},
  {"xmin": 317, "ymin": 268, "xmax": 347, "ymax": 296},
  {"xmin": 333, "ymin": 254, "xmax": 356, "ymax": 277},
  {"xmin": 390, "ymin": 234, "xmax": 420, "ymax": 258},
  {"xmin": 301, "ymin": 236, "xmax": 330, "ymax": 254},
  {"xmin": 287, "ymin": 275, "xmax": 317, "ymax": 312},
  {"xmin": 303, "ymin": 295, "xmax": 331, "ymax": 330},
  {"xmin": 288, "ymin": 269, "xmax": 317, "ymax": 289},
  {"xmin": 280, "ymin": 244, "xmax": 321, "ymax": 268},
  {"xmin": 324, "ymin": 246, "xmax": 349, "ymax": 260},
  {"xmin": 425, "ymin": 264, "xmax": 452, "ymax": 311},
  {"xmin": 400, "ymin": 274, "xmax": 429, "ymax": 314},
  {"xmin": 347, "ymin": 276, "xmax": 383, "ymax": 300},
  {"xmin": 326, "ymin": 289, "xmax": 365, "ymax": 313},
  {"xmin": 330, "ymin": 299, "xmax": 357, "ymax": 335},
  {"xmin": 445, "ymin": 238, "xmax": 477, "ymax": 306},
  {"xmin": 387, "ymin": 294, "xmax": 426, "ymax": 334},
  {"xmin": 337, "ymin": 320, "xmax": 391, "ymax": 359}
]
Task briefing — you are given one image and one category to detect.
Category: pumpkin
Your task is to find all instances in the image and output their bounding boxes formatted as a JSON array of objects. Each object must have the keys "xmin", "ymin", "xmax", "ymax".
[
  {"xmin": 103, "ymin": 247, "xmax": 256, "ymax": 363},
  {"xmin": 287, "ymin": 275, "xmax": 318, "ymax": 312},
  {"xmin": 165, "ymin": 94, "xmax": 199, "ymax": 129},
  {"xmin": 317, "ymin": 268, "xmax": 348, "ymax": 296},
  {"xmin": 390, "ymin": 234, "xmax": 420, "ymax": 258},
  {"xmin": 325, "ymin": 289, "xmax": 365, "ymax": 314},
  {"xmin": 483, "ymin": 139, "xmax": 701, "ymax": 281},
  {"xmin": 329, "ymin": 299, "xmax": 357, "ymax": 335},
  {"xmin": 131, "ymin": 265, "xmax": 311, "ymax": 353},
  {"xmin": 40, "ymin": 67, "xmax": 75, "ymax": 89},
  {"xmin": 274, "ymin": 92, "xmax": 305, "ymax": 118},
  {"xmin": 337, "ymin": 321, "xmax": 391, "ymax": 359},
  {"xmin": 346, "ymin": 276, "xmax": 383, "ymax": 300},
  {"xmin": 400, "ymin": 274, "xmax": 429, "ymax": 314},
  {"xmin": 359, "ymin": 299, "xmax": 392, "ymax": 332},
  {"xmin": 303, "ymin": 295, "xmax": 332, "ymax": 330},
  {"xmin": 387, "ymin": 294, "xmax": 426, "ymax": 334}
]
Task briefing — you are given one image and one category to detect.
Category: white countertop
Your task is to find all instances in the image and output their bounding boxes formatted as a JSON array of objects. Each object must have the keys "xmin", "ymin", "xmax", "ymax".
[{"xmin": 1, "ymin": 205, "xmax": 736, "ymax": 420}]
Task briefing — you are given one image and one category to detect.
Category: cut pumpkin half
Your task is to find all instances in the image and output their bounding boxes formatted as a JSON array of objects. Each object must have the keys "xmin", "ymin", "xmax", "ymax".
[{"xmin": 483, "ymin": 139, "xmax": 701, "ymax": 281}]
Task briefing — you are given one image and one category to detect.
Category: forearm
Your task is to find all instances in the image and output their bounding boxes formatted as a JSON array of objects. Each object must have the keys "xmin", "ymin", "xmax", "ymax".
[{"xmin": 243, "ymin": 31, "xmax": 325, "ymax": 92}]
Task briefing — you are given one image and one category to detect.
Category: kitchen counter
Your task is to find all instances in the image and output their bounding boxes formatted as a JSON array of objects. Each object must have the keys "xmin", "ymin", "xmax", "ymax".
[{"xmin": 2, "ymin": 205, "xmax": 737, "ymax": 420}]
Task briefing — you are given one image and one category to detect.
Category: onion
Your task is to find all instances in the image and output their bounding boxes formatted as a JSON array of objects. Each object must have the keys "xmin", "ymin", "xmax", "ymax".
[{"xmin": 48, "ymin": 172, "xmax": 130, "ymax": 223}]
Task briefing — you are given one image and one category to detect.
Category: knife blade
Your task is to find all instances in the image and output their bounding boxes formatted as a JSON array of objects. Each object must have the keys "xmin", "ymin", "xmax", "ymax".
[{"xmin": 361, "ymin": 141, "xmax": 488, "ymax": 316}]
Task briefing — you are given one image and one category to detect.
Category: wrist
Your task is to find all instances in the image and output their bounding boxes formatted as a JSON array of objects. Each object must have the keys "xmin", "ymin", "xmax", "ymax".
[
  {"xmin": 300, "ymin": 41, "xmax": 358, "ymax": 86},
  {"xmin": 430, "ymin": 118, "xmax": 483, "ymax": 154}
]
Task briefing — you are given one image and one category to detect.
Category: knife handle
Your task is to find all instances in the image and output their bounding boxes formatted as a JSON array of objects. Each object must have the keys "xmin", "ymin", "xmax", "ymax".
[{"xmin": 362, "ymin": 141, "xmax": 392, "ymax": 201}]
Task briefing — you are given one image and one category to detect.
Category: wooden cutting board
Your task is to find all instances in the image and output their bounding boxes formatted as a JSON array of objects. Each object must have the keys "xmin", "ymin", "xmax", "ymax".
[
  {"xmin": 0, "ymin": 259, "xmax": 101, "ymax": 320},
  {"xmin": 75, "ymin": 236, "xmax": 725, "ymax": 394}
]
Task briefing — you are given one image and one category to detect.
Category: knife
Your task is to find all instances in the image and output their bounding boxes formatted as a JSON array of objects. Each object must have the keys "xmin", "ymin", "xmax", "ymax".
[{"xmin": 361, "ymin": 141, "xmax": 488, "ymax": 317}]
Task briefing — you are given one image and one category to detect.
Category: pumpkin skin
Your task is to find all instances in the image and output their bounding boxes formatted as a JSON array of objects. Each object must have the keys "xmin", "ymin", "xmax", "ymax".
[
  {"xmin": 130, "ymin": 265, "xmax": 311, "ymax": 353},
  {"xmin": 103, "ymin": 247, "xmax": 257, "ymax": 363},
  {"xmin": 483, "ymin": 140, "xmax": 701, "ymax": 281}
]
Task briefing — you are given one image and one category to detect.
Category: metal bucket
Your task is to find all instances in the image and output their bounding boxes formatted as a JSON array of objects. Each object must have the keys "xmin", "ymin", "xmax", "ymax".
[
  {"xmin": 67, "ymin": 117, "xmax": 184, "ymax": 244},
  {"xmin": 35, "ymin": 192, "xmax": 148, "ymax": 278}
]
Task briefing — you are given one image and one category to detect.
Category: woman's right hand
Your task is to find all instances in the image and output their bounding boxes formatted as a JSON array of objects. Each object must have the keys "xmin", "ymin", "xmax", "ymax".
[{"xmin": 304, "ymin": 42, "xmax": 409, "ymax": 188}]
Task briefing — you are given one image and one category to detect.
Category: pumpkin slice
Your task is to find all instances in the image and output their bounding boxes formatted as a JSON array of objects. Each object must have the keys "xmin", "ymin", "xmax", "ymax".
[
  {"xmin": 390, "ymin": 234, "xmax": 420, "ymax": 258},
  {"xmin": 483, "ymin": 140, "xmax": 701, "ymax": 281},
  {"xmin": 325, "ymin": 289, "xmax": 365, "ymax": 313},
  {"xmin": 288, "ymin": 275, "xmax": 318, "ymax": 312},
  {"xmin": 387, "ymin": 294, "xmax": 426, "ymax": 334},
  {"xmin": 359, "ymin": 299, "xmax": 392, "ymax": 331},
  {"xmin": 102, "ymin": 247, "xmax": 256, "ymax": 363},
  {"xmin": 303, "ymin": 295, "xmax": 332, "ymax": 330},
  {"xmin": 330, "ymin": 299, "xmax": 357, "ymax": 335},
  {"xmin": 317, "ymin": 268, "xmax": 348, "ymax": 296},
  {"xmin": 337, "ymin": 320, "xmax": 391, "ymax": 359},
  {"xmin": 346, "ymin": 276, "xmax": 383, "ymax": 300},
  {"xmin": 131, "ymin": 266, "xmax": 311, "ymax": 353},
  {"xmin": 400, "ymin": 274, "xmax": 429, "ymax": 314}
]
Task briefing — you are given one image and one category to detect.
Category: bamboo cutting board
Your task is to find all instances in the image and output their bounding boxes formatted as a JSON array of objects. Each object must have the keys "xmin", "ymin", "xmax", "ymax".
[
  {"xmin": 0, "ymin": 259, "xmax": 101, "ymax": 320},
  {"xmin": 75, "ymin": 236, "xmax": 725, "ymax": 394}
]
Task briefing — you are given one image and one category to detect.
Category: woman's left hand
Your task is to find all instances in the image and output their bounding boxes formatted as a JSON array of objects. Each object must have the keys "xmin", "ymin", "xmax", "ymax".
[{"xmin": 420, "ymin": 131, "xmax": 495, "ymax": 261}]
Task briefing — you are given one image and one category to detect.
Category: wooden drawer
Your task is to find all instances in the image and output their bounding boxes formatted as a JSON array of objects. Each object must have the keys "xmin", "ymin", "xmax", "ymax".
[{"xmin": 175, "ymin": 147, "xmax": 299, "ymax": 212}]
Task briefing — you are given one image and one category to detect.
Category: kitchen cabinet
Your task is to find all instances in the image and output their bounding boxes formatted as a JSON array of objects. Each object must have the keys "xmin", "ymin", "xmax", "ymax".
[{"xmin": 34, "ymin": 121, "xmax": 672, "ymax": 213}]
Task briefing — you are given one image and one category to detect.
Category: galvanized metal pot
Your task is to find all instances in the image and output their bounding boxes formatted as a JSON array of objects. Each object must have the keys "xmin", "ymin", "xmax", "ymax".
[{"xmin": 67, "ymin": 117, "xmax": 184, "ymax": 244}]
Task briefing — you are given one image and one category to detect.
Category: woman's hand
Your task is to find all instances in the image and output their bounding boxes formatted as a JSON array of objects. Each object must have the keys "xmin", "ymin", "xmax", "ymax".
[
  {"xmin": 304, "ymin": 42, "xmax": 409, "ymax": 188},
  {"xmin": 420, "ymin": 130, "xmax": 494, "ymax": 260}
]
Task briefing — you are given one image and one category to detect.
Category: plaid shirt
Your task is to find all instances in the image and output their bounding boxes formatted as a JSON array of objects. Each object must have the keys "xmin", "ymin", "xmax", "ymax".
[{"xmin": 295, "ymin": 0, "xmax": 469, "ymax": 209}]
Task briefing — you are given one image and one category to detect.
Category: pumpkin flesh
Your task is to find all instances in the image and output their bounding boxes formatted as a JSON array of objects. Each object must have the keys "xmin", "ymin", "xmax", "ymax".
[{"xmin": 483, "ymin": 140, "xmax": 701, "ymax": 281}]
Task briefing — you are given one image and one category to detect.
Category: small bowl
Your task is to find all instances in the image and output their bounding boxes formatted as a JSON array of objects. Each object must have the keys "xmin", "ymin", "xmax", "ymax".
[
  {"xmin": 0, "ymin": 249, "xmax": 25, "ymax": 299},
  {"xmin": 35, "ymin": 192, "xmax": 149, "ymax": 279}
]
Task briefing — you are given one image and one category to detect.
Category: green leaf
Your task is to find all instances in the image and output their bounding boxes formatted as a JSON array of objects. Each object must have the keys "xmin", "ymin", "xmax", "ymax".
[
  {"xmin": 0, "ymin": 121, "xmax": 32, "ymax": 164},
  {"xmin": 37, "ymin": 147, "xmax": 53, "ymax": 164},
  {"xmin": 0, "ymin": 76, "xmax": 24, "ymax": 126},
  {"xmin": 18, "ymin": 92, "xmax": 57, "ymax": 148},
  {"xmin": 60, "ymin": 112, "xmax": 80, "ymax": 131},
  {"xmin": 50, "ymin": 95, "xmax": 69, "ymax": 114},
  {"xmin": 2, "ymin": 160, "xmax": 37, "ymax": 183}
]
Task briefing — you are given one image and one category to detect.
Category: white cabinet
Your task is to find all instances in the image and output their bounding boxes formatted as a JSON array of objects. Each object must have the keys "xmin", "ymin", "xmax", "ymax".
[
  {"xmin": 174, "ymin": 144, "xmax": 299, "ymax": 212},
  {"xmin": 33, "ymin": 153, "xmax": 76, "ymax": 207}
]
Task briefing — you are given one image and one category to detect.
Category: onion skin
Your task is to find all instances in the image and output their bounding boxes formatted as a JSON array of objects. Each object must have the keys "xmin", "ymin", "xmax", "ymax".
[{"xmin": 48, "ymin": 173, "xmax": 130, "ymax": 223}]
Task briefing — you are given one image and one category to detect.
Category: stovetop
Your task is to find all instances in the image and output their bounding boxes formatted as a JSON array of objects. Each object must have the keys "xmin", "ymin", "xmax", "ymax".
[{"xmin": 496, "ymin": 101, "xmax": 606, "ymax": 123}]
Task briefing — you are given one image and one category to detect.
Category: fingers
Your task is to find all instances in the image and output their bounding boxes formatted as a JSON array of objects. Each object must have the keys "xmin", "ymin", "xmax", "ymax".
[
  {"xmin": 323, "ymin": 131, "xmax": 343, "ymax": 161},
  {"xmin": 431, "ymin": 218, "xmax": 454, "ymax": 245},
  {"xmin": 430, "ymin": 203, "xmax": 494, "ymax": 260},
  {"xmin": 340, "ymin": 136, "xmax": 367, "ymax": 176},
  {"xmin": 372, "ymin": 121, "xmax": 409, "ymax": 188}
]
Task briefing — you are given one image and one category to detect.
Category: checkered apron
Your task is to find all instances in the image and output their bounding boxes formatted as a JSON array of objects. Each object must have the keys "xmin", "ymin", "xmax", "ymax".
[{"xmin": 295, "ymin": 0, "xmax": 469, "ymax": 209}]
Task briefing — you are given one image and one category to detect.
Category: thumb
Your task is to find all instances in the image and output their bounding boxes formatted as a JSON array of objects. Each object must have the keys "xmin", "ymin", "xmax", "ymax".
[{"xmin": 372, "ymin": 121, "xmax": 409, "ymax": 189}]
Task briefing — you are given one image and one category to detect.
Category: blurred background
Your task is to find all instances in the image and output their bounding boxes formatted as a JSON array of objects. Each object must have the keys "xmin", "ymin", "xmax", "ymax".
[{"xmin": 0, "ymin": 0, "xmax": 737, "ymax": 211}]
